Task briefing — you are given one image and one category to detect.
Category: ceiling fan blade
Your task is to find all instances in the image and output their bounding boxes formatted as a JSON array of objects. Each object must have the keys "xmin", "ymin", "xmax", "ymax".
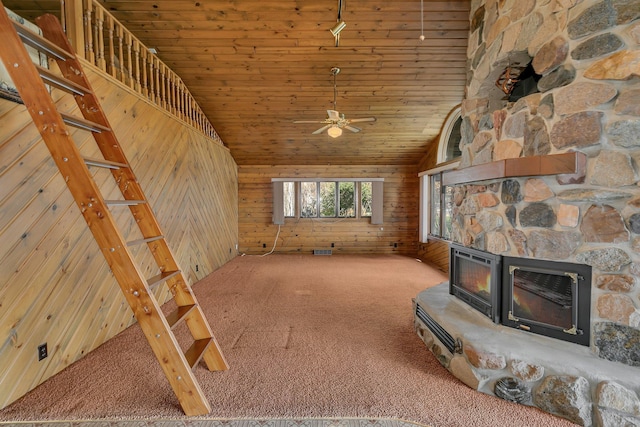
[
  {"xmin": 348, "ymin": 117, "xmax": 377, "ymax": 123},
  {"xmin": 294, "ymin": 120, "xmax": 325, "ymax": 124},
  {"xmin": 327, "ymin": 110, "xmax": 340, "ymax": 120},
  {"xmin": 312, "ymin": 124, "xmax": 332, "ymax": 135},
  {"xmin": 345, "ymin": 125, "xmax": 361, "ymax": 133}
]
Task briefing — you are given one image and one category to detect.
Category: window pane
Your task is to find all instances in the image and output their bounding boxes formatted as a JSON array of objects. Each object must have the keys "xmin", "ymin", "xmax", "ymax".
[
  {"xmin": 430, "ymin": 174, "xmax": 442, "ymax": 236},
  {"xmin": 338, "ymin": 182, "xmax": 355, "ymax": 217},
  {"xmin": 300, "ymin": 182, "xmax": 318, "ymax": 217},
  {"xmin": 445, "ymin": 116, "xmax": 463, "ymax": 162},
  {"xmin": 443, "ymin": 185, "xmax": 454, "ymax": 240},
  {"xmin": 360, "ymin": 182, "xmax": 372, "ymax": 217},
  {"xmin": 319, "ymin": 182, "xmax": 337, "ymax": 217},
  {"xmin": 283, "ymin": 182, "xmax": 295, "ymax": 217}
]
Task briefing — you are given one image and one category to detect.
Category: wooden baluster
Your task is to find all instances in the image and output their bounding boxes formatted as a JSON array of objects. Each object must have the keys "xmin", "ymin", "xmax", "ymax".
[
  {"xmin": 141, "ymin": 46, "xmax": 148, "ymax": 97},
  {"xmin": 189, "ymin": 97, "xmax": 195, "ymax": 127},
  {"xmin": 107, "ymin": 15, "xmax": 116, "ymax": 78},
  {"xmin": 171, "ymin": 75, "xmax": 177, "ymax": 116},
  {"xmin": 166, "ymin": 68, "xmax": 172, "ymax": 113},
  {"xmin": 126, "ymin": 32, "xmax": 134, "ymax": 89},
  {"xmin": 96, "ymin": 6, "xmax": 105, "ymax": 71},
  {"xmin": 180, "ymin": 83, "xmax": 186, "ymax": 121},
  {"xmin": 84, "ymin": 0, "xmax": 94, "ymax": 64},
  {"xmin": 117, "ymin": 25, "xmax": 125, "ymax": 82},
  {"xmin": 133, "ymin": 39, "xmax": 141, "ymax": 92},
  {"xmin": 147, "ymin": 52, "xmax": 154, "ymax": 101},
  {"xmin": 154, "ymin": 57, "xmax": 161, "ymax": 107},
  {"xmin": 160, "ymin": 63, "xmax": 166, "ymax": 109}
]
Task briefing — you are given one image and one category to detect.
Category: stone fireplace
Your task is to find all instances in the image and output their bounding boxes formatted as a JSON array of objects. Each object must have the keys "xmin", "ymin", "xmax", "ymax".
[{"xmin": 414, "ymin": 0, "xmax": 640, "ymax": 426}]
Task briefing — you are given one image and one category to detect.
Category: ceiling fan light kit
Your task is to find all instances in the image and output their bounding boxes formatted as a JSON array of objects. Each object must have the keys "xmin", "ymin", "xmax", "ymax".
[
  {"xmin": 327, "ymin": 125, "xmax": 343, "ymax": 138},
  {"xmin": 293, "ymin": 67, "xmax": 376, "ymax": 138}
]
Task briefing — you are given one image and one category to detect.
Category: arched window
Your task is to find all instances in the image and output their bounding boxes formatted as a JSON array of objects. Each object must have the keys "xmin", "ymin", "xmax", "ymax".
[
  {"xmin": 419, "ymin": 105, "xmax": 462, "ymax": 242},
  {"xmin": 436, "ymin": 105, "xmax": 462, "ymax": 164}
]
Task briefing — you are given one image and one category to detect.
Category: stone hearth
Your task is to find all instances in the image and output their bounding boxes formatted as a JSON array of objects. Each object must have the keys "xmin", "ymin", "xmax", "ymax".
[
  {"xmin": 416, "ymin": 0, "xmax": 640, "ymax": 426},
  {"xmin": 414, "ymin": 284, "xmax": 640, "ymax": 426}
]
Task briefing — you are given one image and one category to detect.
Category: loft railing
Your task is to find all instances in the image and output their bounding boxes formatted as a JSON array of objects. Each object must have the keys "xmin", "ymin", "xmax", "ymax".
[{"xmin": 59, "ymin": 0, "xmax": 222, "ymax": 145}]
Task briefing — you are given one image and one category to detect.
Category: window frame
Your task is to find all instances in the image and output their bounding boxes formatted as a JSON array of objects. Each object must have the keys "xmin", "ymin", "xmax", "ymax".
[
  {"xmin": 273, "ymin": 178, "xmax": 382, "ymax": 223},
  {"xmin": 436, "ymin": 105, "xmax": 463, "ymax": 164},
  {"xmin": 419, "ymin": 105, "xmax": 463, "ymax": 243},
  {"xmin": 419, "ymin": 162, "xmax": 459, "ymax": 243}
]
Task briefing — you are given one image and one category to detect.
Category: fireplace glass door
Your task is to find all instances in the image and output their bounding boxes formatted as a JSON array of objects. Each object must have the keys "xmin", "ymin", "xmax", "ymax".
[
  {"xmin": 509, "ymin": 266, "xmax": 574, "ymax": 331},
  {"xmin": 449, "ymin": 244, "xmax": 501, "ymax": 323},
  {"xmin": 501, "ymin": 256, "xmax": 591, "ymax": 346}
]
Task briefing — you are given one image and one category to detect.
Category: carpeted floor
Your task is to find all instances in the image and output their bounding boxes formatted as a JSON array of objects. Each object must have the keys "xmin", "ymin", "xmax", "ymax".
[{"xmin": 0, "ymin": 255, "xmax": 575, "ymax": 427}]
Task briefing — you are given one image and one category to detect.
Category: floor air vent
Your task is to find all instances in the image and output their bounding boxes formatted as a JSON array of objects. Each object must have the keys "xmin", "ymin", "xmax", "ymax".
[
  {"xmin": 313, "ymin": 249, "xmax": 332, "ymax": 255},
  {"xmin": 415, "ymin": 303, "xmax": 457, "ymax": 354}
]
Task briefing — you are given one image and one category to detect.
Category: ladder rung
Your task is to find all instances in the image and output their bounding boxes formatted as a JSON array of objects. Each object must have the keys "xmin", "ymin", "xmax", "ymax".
[
  {"xmin": 104, "ymin": 199, "xmax": 146, "ymax": 206},
  {"xmin": 185, "ymin": 338, "xmax": 214, "ymax": 369},
  {"xmin": 127, "ymin": 235, "xmax": 165, "ymax": 247},
  {"xmin": 165, "ymin": 304, "xmax": 197, "ymax": 329},
  {"xmin": 37, "ymin": 64, "xmax": 91, "ymax": 96},
  {"xmin": 147, "ymin": 270, "xmax": 181, "ymax": 289},
  {"xmin": 60, "ymin": 112, "xmax": 111, "ymax": 133},
  {"xmin": 83, "ymin": 156, "xmax": 128, "ymax": 169},
  {"xmin": 12, "ymin": 20, "xmax": 73, "ymax": 61}
]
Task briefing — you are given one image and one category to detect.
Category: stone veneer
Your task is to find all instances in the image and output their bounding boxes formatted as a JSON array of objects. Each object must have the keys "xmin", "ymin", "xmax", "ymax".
[{"xmin": 416, "ymin": 0, "xmax": 640, "ymax": 426}]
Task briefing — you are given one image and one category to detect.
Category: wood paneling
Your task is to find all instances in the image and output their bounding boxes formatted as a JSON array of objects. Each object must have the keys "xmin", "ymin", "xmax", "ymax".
[
  {"xmin": 238, "ymin": 165, "xmax": 419, "ymax": 255},
  {"xmin": 0, "ymin": 62, "xmax": 238, "ymax": 409},
  {"xmin": 417, "ymin": 239, "xmax": 449, "ymax": 273},
  {"xmin": 4, "ymin": 0, "xmax": 471, "ymax": 167}
]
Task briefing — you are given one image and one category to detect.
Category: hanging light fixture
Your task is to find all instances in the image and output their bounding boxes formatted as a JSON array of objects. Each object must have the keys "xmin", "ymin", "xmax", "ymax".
[
  {"xmin": 327, "ymin": 125, "xmax": 343, "ymax": 138},
  {"xmin": 330, "ymin": 21, "xmax": 347, "ymax": 37},
  {"xmin": 330, "ymin": 0, "xmax": 346, "ymax": 47}
]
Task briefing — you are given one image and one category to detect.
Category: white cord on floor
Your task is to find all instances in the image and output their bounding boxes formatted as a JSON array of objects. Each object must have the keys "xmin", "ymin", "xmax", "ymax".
[{"xmin": 261, "ymin": 224, "xmax": 281, "ymax": 257}]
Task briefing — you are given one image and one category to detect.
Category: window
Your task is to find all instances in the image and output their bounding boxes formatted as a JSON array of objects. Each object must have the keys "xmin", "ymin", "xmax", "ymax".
[
  {"xmin": 300, "ymin": 181, "xmax": 362, "ymax": 218},
  {"xmin": 437, "ymin": 105, "xmax": 463, "ymax": 164},
  {"xmin": 283, "ymin": 181, "xmax": 295, "ymax": 217},
  {"xmin": 428, "ymin": 172, "xmax": 454, "ymax": 240},
  {"xmin": 419, "ymin": 105, "xmax": 462, "ymax": 242},
  {"xmin": 273, "ymin": 179, "xmax": 382, "ymax": 224},
  {"xmin": 360, "ymin": 181, "xmax": 372, "ymax": 217}
]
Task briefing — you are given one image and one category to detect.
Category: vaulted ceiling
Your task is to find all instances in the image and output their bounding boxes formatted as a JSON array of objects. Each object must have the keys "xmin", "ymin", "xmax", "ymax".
[{"xmin": 6, "ymin": 0, "xmax": 470, "ymax": 166}]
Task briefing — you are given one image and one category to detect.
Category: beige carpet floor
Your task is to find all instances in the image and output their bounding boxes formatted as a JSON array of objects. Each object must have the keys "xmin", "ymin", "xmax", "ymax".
[{"xmin": 0, "ymin": 255, "xmax": 575, "ymax": 427}]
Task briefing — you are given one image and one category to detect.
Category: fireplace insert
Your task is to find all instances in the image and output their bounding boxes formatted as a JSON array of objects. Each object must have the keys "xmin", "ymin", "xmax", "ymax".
[
  {"xmin": 449, "ymin": 243, "xmax": 502, "ymax": 323},
  {"xmin": 501, "ymin": 256, "xmax": 591, "ymax": 346}
]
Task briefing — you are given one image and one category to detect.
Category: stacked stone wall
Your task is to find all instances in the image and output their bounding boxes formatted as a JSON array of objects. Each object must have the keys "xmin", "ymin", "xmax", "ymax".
[
  {"xmin": 458, "ymin": 0, "xmax": 640, "ymax": 365},
  {"xmin": 430, "ymin": 0, "xmax": 640, "ymax": 425}
]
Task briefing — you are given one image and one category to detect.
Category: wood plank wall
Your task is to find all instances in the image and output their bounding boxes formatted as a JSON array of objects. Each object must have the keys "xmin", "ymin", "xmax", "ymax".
[
  {"xmin": 238, "ymin": 165, "xmax": 419, "ymax": 255},
  {"xmin": 416, "ymin": 130, "xmax": 450, "ymax": 273},
  {"xmin": 0, "ymin": 64, "xmax": 238, "ymax": 409}
]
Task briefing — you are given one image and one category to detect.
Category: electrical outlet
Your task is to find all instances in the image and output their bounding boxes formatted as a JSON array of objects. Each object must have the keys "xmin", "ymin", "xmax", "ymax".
[
  {"xmin": 195, "ymin": 264, "xmax": 199, "ymax": 272},
  {"xmin": 331, "ymin": 242, "xmax": 335, "ymax": 248},
  {"xmin": 394, "ymin": 242, "xmax": 398, "ymax": 248},
  {"xmin": 263, "ymin": 243, "xmax": 266, "ymax": 248},
  {"xmin": 37, "ymin": 343, "xmax": 48, "ymax": 361}
]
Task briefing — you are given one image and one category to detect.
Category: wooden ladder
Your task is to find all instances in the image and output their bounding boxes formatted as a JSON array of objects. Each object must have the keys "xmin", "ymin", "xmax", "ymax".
[{"xmin": 0, "ymin": 7, "xmax": 228, "ymax": 416}]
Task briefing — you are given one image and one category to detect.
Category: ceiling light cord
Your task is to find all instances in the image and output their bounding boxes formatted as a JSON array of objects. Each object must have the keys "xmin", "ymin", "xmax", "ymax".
[
  {"xmin": 333, "ymin": 68, "xmax": 338, "ymax": 111},
  {"xmin": 419, "ymin": 0, "xmax": 425, "ymax": 41}
]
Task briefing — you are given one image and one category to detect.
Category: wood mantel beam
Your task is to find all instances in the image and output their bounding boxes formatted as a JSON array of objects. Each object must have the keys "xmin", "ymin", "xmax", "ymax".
[{"xmin": 442, "ymin": 152, "xmax": 585, "ymax": 186}]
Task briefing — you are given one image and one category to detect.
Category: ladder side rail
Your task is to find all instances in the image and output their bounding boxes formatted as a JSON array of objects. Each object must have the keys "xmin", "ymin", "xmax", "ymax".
[{"xmin": 37, "ymin": 12, "xmax": 229, "ymax": 373}]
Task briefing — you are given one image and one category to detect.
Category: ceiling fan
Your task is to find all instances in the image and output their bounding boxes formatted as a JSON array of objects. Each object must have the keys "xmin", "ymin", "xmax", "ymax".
[{"xmin": 293, "ymin": 67, "xmax": 376, "ymax": 138}]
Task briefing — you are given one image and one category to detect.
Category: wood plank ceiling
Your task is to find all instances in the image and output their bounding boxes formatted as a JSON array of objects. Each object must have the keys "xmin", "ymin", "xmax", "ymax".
[{"xmin": 6, "ymin": 0, "xmax": 470, "ymax": 166}]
